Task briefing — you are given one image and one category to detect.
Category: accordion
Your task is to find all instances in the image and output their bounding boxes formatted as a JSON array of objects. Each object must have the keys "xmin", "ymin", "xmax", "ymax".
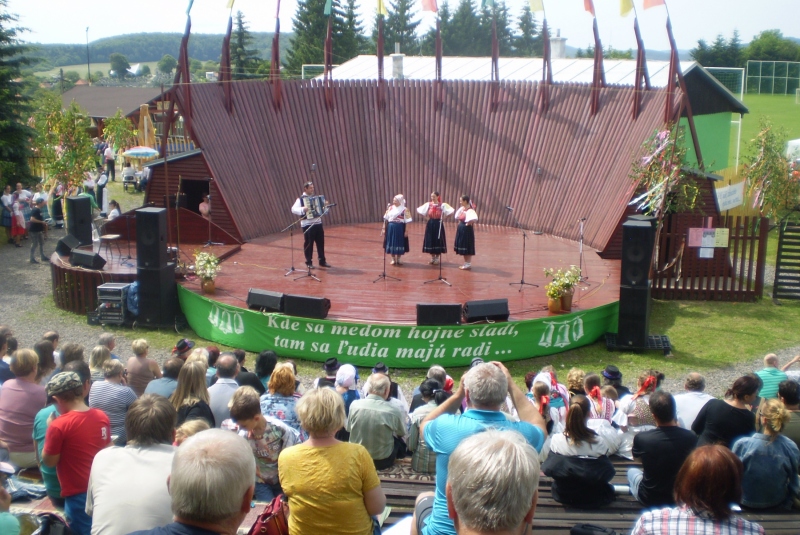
[{"xmin": 303, "ymin": 195, "xmax": 326, "ymax": 219}]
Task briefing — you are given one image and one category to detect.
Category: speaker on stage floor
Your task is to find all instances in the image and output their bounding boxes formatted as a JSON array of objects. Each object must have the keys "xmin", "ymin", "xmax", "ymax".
[
  {"xmin": 617, "ymin": 284, "xmax": 651, "ymax": 350},
  {"xmin": 621, "ymin": 219, "xmax": 656, "ymax": 287},
  {"xmin": 69, "ymin": 249, "xmax": 107, "ymax": 270},
  {"xmin": 66, "ymin": 196, "xmax": 93, "ymax": 246},
  {"xmin": 463, "ymin": 298, "xmax": 510, "ymax": 323},
  {"xmin": 417, "ymin": 303, "xmax": 462, "ymax": 326},
  {"xmin": 56, "ymin": 234, "xmax": 81, "ymax": 257},
  {"xmin": 247, "ymin": 289, "xmax": 285, "ymax": 312},
  {"xmin": 284, "ymin": 294, "xmax": 331, "ymax": 319},
  {"xmin": 137, "ymin": 264, "xmax": 177, "ymax": 326},
  {"xmin": 136, "ymin": 207, "xmax": 167, "ymax": 270}
]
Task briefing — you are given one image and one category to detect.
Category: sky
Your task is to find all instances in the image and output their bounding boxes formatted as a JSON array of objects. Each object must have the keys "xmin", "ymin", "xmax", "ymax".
[{"xmin": 6, "ymin": 0, "xmax": 799, "ymax": 54}]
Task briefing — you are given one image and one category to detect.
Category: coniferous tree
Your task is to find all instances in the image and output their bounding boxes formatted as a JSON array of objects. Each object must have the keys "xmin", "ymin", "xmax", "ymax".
[
  {"xmin": 479, "ymin": 1, "xmax": 513, "ymax": 56},
  {"xmin": 447, "ymin": 0, "xmax": 482, "ymax": 56},
  {"xmin": 420, "ymin": 1, "xmax": 451, "ymax": 55},
  {"xmin": 371, "ymin": 0, "xmax": 421, "ymax": 55},
  {"xmin": 231, "ymin": 11, "xmax": 261, "ymax": 79},
  {"xmin": 339, "ymin": 0, "xmax": 369, "ymax": 61},
  {"xmin": 0, "ymin": 0, "xmax": 32, "ymax": 183},
  {"xmin": 726, "ymin": 29, "xmax": 743, "ymax": 68},
  {"xmin": 513, "ymin": 5, "xmax": 541, "ymax": 57}
]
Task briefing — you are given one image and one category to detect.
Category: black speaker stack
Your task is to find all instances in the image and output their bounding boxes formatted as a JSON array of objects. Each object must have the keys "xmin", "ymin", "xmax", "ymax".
[
  {"xmin": 135, "ymin": 208, "xmax": 176, "ymax": 327},
  {"xmin": 66, "ymin": 196, "xmax": 93, "ymax": 246},
  {"xmin": 56, "ymin": 234, "xmax": 80, "ymax": 257},
  {"xmin": 617, "ymin": 217, "xmax": 657, "ymax": 350}
]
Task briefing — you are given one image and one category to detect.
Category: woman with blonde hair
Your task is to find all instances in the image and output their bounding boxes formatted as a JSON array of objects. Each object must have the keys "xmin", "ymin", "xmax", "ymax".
[
  {"xmin": 89, "ymin": 345, "xmax": 112, "ymax": 383},
  {"xmin": 566, "ymin": 367, "xmax": 585, "ymax": 399},
  {"xmin": 126, "ymin": 339, "xmax": 162, "ymax": 397},
  {"xmin": 732, "ymin": 399, "xmax": 800, "ymax": 509},
  {"xmin": 278, "ymin": 387, "xmax": 386, "ymax": 535},
  {"xmin": 260, "ymin": 363, "xmax": 305, "ymax": 439},
  {"xmin": 171, "ymin": 361, "xmax": 214, "ymax": 427},
  {"xmin": 174, "ymin": 418, "xmax": 210, "ymax": 446}
]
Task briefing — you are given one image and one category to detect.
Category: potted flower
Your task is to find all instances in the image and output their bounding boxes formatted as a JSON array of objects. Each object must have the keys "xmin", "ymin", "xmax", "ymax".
[
  {"xmin": 544, "ymin": 265, "xmax": 581, "ymax": 312},
  {"xmin": 194, "ymin": 251, "xmax": 221, "ymax": 294}
]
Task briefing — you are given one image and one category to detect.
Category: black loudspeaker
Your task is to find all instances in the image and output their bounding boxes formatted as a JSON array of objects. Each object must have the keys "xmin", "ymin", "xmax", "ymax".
[
  {"xmin": 69, "ymin": 249, "xmax": 107, "ymax": 270},
  {"xmin": 136, "ymin": 207, "xmax": 167, "ymax": 269},
  {"xmin": 284, "ymin": 294, "xmax": 331, "ymax": 319},
  {"xmin": 66, "ymin": 196, "xmax": 93, "ymax": 246},
  {"xmin": 416, "ymin": 303, "xmax": 462, "ymax": 326},
  {"xmin": 137, "ymin": 264, "xmax": 177, "ymax": 326},
  {"xmin": 628, "ymin": 214, "xmax": 658, "ymax": 229},
  {"xmin": 617, "ymin": 285, "xmax": 652, "ymax": 349},
  {"xmin": 247, "ymin": 289, "xmax": 285, "ymax": 312},
  {"xmin": 56, "ymin": 234, "xmax": 81, "ymax": 257},
  {"xmin": 463, "ymin": 298, "xmax": 510, "ymax": 323},
  {"xmin": 620, "ymin": 220, "xmax": 656, "ymax": 287}
]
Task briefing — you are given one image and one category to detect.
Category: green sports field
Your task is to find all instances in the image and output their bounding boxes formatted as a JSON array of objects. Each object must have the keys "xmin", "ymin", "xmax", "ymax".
[{"xmin": 740, "ymin": 93, "xmax": 800, "ymax": 148}]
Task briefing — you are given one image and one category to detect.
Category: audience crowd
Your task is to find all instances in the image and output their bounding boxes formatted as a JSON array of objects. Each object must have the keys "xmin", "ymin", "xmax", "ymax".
[{"xmin": 0, "ymin": 323, "xmax": 799, "ymax": 535}]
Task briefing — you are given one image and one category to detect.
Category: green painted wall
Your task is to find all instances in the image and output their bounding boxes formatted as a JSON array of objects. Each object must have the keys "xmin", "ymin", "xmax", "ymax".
[{"xmin": 681, "ymin": 112, "xmax": 733, "ymax": 172}]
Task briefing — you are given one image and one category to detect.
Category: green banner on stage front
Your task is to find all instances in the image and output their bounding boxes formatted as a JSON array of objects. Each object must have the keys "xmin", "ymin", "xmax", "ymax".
[{"xmin": 178, "ymin": 286, "xmax": 619, "ymax": 368}]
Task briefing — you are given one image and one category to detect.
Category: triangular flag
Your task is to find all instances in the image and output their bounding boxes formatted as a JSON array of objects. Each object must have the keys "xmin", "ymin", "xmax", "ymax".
[
  {"xmin": 529, "ymin": 0, "xmax": 544, "ymax": 12},
  {"xmin": 421, "ymin": 0, "xmax": 438, "ymax": 12},
  {"xmin": 226, "ymin": 0, "xmax": 235, "ymax": 8},
  {"xmin": 584, "ymin": 0, "xmax": 595, "ymax": 16},
  {"xmin": 377, "ymin": 0, "xmax": 388, "ymax": 16},
  {"xmin": 620, "ymin": 0, "xmax": 633, "ymax": 15},
  {"xmin": 324, "ymin": 0, "xmax": 332, "ymax": 15},
  {"xmin": 643, "ymin": 0, "xmax": 665, "ymax": 8}
]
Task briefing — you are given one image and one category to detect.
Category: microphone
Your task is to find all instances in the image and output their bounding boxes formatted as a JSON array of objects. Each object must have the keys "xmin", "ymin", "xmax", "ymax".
[
  {"xmin": 311, "ymin": 163, "xmax": 317, "ymax": 173},
  {"xmin": 578, "ymin": 217, "xmax": 587, "ymax": 222},
  {"xmin": 505, "ymin": 206, "xmax": 514, "ymax": 212}
]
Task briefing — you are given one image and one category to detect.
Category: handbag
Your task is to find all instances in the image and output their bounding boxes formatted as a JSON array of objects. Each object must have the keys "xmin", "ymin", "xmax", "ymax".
[{"xmin": 248, "ymin": 495, "xmax": 289, "ymax": 535}]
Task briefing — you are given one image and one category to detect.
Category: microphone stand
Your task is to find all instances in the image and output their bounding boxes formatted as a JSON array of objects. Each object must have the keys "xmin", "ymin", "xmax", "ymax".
[
  {"xmin": 294, "ymin": 204, "xmax": 335, "ymax": 282},
  {"xmin": 122, "ymin": 213, "xmax": 134, "ymax": 268},
  {"xmin": 374, "ymin": 217, "xmax": 401, "ymax": 283},
  {"xmin": 281, "ymin": 215, "xmax": 306, "ymax": 276},
  {"xmin": 424, "ymin": 216, "xmax": 450, "ymax": 286},
  {"xmin": 507, "ymin": 206, "xmax": 538, "ymax": 291},
  {"xmin": 578, "ymin": 217, "xmax": 589, "ymax": 282}
]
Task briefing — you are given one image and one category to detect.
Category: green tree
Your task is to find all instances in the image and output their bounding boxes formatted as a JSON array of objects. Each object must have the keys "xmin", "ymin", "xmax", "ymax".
[
  {"xmin": 448, "ymin": 0, "xmax": 482, "ymax": 56},
  {"xmin": 689, "ymin": 39, "xmax": 711, "ymax": 65},
  {"xmin": 231, "ymin": 11, "xmax": 261, "ymax": 79},
  {"xmin": 420, "ymin": 1, "xmax": 451, "ymax": 55},
  {"xmin": 744, "ymin": 118, "xmax": 796, "ymax": 218},
  {"xmin": 103, "ymin": 109, "xmax": 137, "ymax": 152},
  {"xmin": 337, "ymin": 0, "xmax": 368, "ymax": 62},
  {"xmin": 157, "ymin": 54, "xmax": 178, "ymax": 74},
  {"xmin": 285, "ymin": 0, "xmax": 334, "ymax": 76},
  {"xmin": 139, "ymin": 64, "xmax": 151, "ymax": 76},
  {"xmin": 0, "ymin": 0, "xmax": 32, "ymax": 184},
  {"xmin": 726, "ymin": 29, "xmax": 743, "ymax": 68},
  {"xmin": 109, "ymin": 52, "xmax": 130, "ymax": 78},
  {"xmin": 745, "ymin": 29, "xmax": 800, "ymax": 62},
  {"xmin": 93, "ymin": 70, "xmax": 104, "ymax": 81},
  {"xmin": 372, "ymin": 0, "xmax": 420, "ymax": 55},
  {"xmin": 480, "ymin": 1, "xmax": 514, "ymax": 56},
  {"xmin": 513, "ymin": 5, "xmax": 542, "ymax": 57},
  {"xmin": 63, "ymin": 70, "xmax": 80, "ymax": 84}
]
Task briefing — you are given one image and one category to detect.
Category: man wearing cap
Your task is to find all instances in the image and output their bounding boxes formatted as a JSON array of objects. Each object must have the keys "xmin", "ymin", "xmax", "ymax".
[
  {"xmin": 172, "ymin": 339, "xmax": 195, "ymax": 361},
  {"xmin": 28, "ymin": 197, "xmax": 48, "ymax": 264},
  {"xmin": 314, "ymin": 358, "xmax": 340, "ymax": 388},
  {"xmin": 42, "ymin": 372, "xmax": 112, "ymax": 535},
  {"xmin": 601, "ymin": 365, "xmax": 631, "ymax": 398}
]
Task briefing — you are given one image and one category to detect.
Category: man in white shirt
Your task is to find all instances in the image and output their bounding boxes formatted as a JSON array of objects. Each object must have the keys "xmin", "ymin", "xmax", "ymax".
[
  {"xmin": 103, "ymin": 144, "xmax": 115, "ymax": 181},
  {"xmin": 207, "ymin": 353, "xmax": 240, "ymax": 427},
  {"xmin": 95, "ymin": 166, "xmax": 109, "ymax": 216},
  {"xmin": 291, "ymin": 181, "xmax": 331, "ymax": 269},
  {"xmin": 674, "ymin": 373, "xmax": 714, "ymax": 430}
]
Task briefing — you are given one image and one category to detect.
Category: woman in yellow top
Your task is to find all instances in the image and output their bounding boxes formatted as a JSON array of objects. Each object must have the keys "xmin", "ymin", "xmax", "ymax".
[{"xmin": 278, "ymin": 387, "xmax": 386, "ymax": 535}]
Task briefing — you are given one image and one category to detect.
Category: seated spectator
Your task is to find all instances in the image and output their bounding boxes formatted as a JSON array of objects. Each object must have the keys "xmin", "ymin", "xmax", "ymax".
[
  {"xmin": 408, "ymin": 379, "xmax": 448, "ymax": 474},
  {"xmin": 260, "ymin": 363, "xmax": 305, "ymax": 439},
  {"xmin": 601, "ymin": 364, "xmax": 631, "ymax": 398},
  {"xmin": 539, "ymin": 365, "xmax": 570, "ymax": 412},
  {"xmin": 59, "ymin": 342, "xmax": 85, "ymax": 370},
  {"xmin": 0, "ymin": 461, "xmax": 19, "ymax": 535},
  {"xmin": 208, "ymin": 353, "xmax": 240, "ymax": 427},
  {"xmin": 88, "ymin": 360, "xmax": 138, "ymax": 445},
  {"xmin": 33, "ymin": 339, "xmax": 57, "ymax": 386},
  {"xmin": 127, "ymin": 429, "xmax": 255, "ymax": 535},
  {"xmin": 674, "ymin": 372, "xmax": 713, "ymax": 430},
  {"xmin": 2, "ymin": 335, "xmax": 15, "ymax": 363},
  {"xmin": 628, "ymin": 391, "xmax": 698, "ymax": 507},
  {"xmin": 566, "ymin": 367, "xmax": 585, "ymax": 399},
  {"xmin": 185, "ymin": 347, "xmax": 209, "ymax": 368},
  {"xmin": 584, "ymin": 373, "xmax": 614, "ymax": 423},
  {"xmin": 122, "ymin": 163, "xmax": 136, "ymax": 182},
  {"xmin": 0, "ymin": 333, "xmax": 12, "ymax": 384},
  {"xmin": 631, "ymin": 445, "xmax": 764, "ymax": 535},
  {"xmin": 278, "ymin": 387, "xmax": 386, "ymax": 535},
  {"xmin": 174, "ymin": 419, "xmax": 210, "ymax": 446},
  {"xmin": 755, "ymin": 353, "xmax": 790, "ymax": 400},
  {"xmin": 126, "ymin": 339, "xmax": 162, "ymax": 397},
  {"xmin": 106, "ymin": 200, "xmax": 121, "ymax": 221},
  {"xmin": 284, "ymin": 359, "xmax": 306, "ymax": 395},
  {"xmin": 171, "ymin": 338, "xmax": 194, "ymax": 361},
  {"xmin": 97, "ymin": 333, "xmax": 120, "ymax": 360},
  {"xmin": 600, "ymin": 385, "xmax": 618, "ymax": 404},
  {"xmin": 43, "ymin": 331, "xmax": 60, "ymax": 366},
  {"xmin": 777, "ymin": 379, "xmax": 800, "ymax": 449},
  {"xmin": 365, "ymin": 362, "xmax": 409, "ymax": 414},
  {"xmin": 409, "ymin": 365, "xmax": 447, "ymax": 412},
  {"xmin": 136, "ymin": 166, "xmax": 150, "ymax": 193},
  {"xmin": 693, "ymin": 374, "xmax": 758, "ymax": 447},
  {"xmin": 446, "ymin": 430, "xmax": 540, "ymax": 535},
  {"xmin": 144, "ymin": 357, "xmax": 183, "ymax": 399},
  {"xmin": 232, "ymin": 349, "xmax": 265, "ymax": 395},
  {"xmin": 0, "ymin": 348, "xmax": 48, "ymax": 467},
  {"xmin": 205, "ymin": 346, "xmax": 220, "ymax": 386},
  {"xmin": 86, "ymin": 395, "xmax": 177, "ymax": 535},
  {"xmin": 43, "ymin": 372, "xmax": 112, "ymax": 535},
  {"xmin": 88, "ymin": 345, "xmax": 112, "ymax": 383},
  {"xmin": 732, "ymin": 398, "xmax": 799, "ymax": 509},
  {"xmin": 525, "ymin": 377, "xmax": 561, "ymax": 436},
  {"xmin": 222, "ymin": 386, "xmax": 299, "ymax": 502},
  {"xmin": 333, "ymin": 364, "xmax": 360, "ymax": 441},
  {"xmin": 171, "ymin": 361, "xmax": 215, "ymax": 428},
  {"xmin": 255, "ymin": 350, "xmax": 278, "ymax": 392},
  {"xmin": 314, "ymin": 357, "xmax": 340, "ymax": 388},
  {"xmin": 347, "ymin": 373, "xmax": 407, "ymax": 470},
  {"xmin": 614, "ymin": 370, "xmax": 660, "ymax": 430}
]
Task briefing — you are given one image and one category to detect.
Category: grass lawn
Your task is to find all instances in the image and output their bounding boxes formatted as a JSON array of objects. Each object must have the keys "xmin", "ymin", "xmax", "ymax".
[
  {"xmin": 740, "ymin": 93, "xmax": 800, "ymax": 149},
  {"xmin": 34, "ymin": 61, "xmax": 159, "ymax": 79}
]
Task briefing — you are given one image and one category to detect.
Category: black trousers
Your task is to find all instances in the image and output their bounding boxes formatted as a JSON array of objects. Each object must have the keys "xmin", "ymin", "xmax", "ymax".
[
  {"xmin": 303, "ymin": 223, "xmax": 325, "ymax": 265},
  {"xmin": 373, "ymin": 436, "xmax": 407, "ymax": 471}
]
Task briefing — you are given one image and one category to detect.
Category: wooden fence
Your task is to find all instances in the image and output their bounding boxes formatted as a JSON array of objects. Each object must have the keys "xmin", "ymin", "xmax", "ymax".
[
  {"xmin": 652, "ymin": 214, "xmax": 768, "ymax": 301},
  {"xmin": 50, "ymin": 255, "xmax": 136, "ymax": 314}
]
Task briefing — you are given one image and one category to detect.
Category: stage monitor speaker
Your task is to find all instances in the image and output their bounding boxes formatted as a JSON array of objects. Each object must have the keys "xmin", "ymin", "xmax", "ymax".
[
  {"xmin": 417, "ymin": 303, "xmax": 462, "ymax": 326},
  {"xmin": 247, "ymin": 289, "xmax": 285, "ymax": 312},
  {"xmin": 621, "ymin": 220, "xmax": 656, "ymax": 287},
  {"xmin": 628, "ymin": 214, "xmax": 658, "ymax": 229},
  {"xmin": 69, "ymin": 249, "xmax": 107, "ymax": 270},
  {"xmin": 284, "ymin": 294, "xmax": 331, "ymax": 319},
  {"xmin": 56, "ymin": 234, "xmax": 81, "ymax": 257},
  {"xmin": 463, "ymin": 298, "xmax": 510, "ymax": 323},
  {"xmin": 617, "ymin": 284, "xmax": 652, "ymax": 350},
  {"xmin": 66, "ymin": 196, "xmax": 93, "ymax": 246},
  {"xmin": 136, "ymin": 207, "xmax": 168, "ymax": 270},
  {"xmin": 137, "ymin": 264, "xmax": 177, "ymax": 326}
]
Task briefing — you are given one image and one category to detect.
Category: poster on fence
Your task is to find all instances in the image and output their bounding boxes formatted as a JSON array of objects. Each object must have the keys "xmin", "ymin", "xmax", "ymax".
[{"xmin": 714, "ymin": 182, "xmax": 745, "ymax": 212}]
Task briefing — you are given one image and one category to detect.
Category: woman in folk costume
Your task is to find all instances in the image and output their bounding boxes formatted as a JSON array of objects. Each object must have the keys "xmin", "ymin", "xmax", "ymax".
[
  {"xmin": 453, "ymin": 194, "xmax": 478, "ymax": 270},
  {"xmin": 417, "ymin": 191, "xmax": 454, "ymax": 265},
  {"xmin": 382, "ymin": 194, "xmax": 412, "ymax": 265},
  {"xmin": 584, "ymin": 373, "xmax": 615, "ymax": 424}
]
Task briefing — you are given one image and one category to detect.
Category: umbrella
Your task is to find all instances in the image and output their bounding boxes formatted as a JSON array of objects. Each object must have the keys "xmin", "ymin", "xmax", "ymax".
[{"xmin": 123, "ymin": 146, "xmax": 159, "ymax": 159}]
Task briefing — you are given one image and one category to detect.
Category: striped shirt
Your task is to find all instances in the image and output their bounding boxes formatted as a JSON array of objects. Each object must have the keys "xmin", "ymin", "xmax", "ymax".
[
  {"xmin": 632, "ymin": 506, "xmax": 764, "ymax": 535},
  {"xmin": 88, "ymin": 381, "xmax": 137, "ymax": 444},
  {"xmin": 755, "ymin": 367, "xmax": 787, "ymax": 399}
]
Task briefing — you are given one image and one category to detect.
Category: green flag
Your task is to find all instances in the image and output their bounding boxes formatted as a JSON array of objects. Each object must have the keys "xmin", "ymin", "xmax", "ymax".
[
  {"xmin": 482, "ymin": 0, "xmax": 494, "ymax": 7},
  {"xmin": 324, "ymin": 0, "xmax": 332, "ymax": 15}
]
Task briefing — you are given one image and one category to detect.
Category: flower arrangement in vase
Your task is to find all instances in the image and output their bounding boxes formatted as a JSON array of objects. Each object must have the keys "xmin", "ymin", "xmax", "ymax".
[
  {"xmin": 194, "ymin": 251, "xmax": 221, "ymax": 294},
  {"xmin": 543, "ymin": 265, "xmax": 581, "ymax": 313}
]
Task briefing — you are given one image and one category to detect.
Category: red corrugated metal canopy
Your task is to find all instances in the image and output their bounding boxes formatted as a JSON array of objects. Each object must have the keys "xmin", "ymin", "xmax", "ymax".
[{"xmin": 171, "ymin": 78, "xmax": 674, "ymax": 251}]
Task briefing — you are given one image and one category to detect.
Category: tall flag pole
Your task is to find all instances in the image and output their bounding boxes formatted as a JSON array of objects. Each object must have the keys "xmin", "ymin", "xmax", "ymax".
[
  {"xmin": 529, "ymin": 0, "xmax": 550, "ymax": 112},
  {"xmin": 630, "ymin": 1, "xmax": 650, "ymax": 118},
  {"xmin": 271, "ymin": 0, "xmax": 282, "ymax": 109},
  {"xmin": 586, "ymin": 0, "xmax": 604, "ymax": 115},
  {"xmin": 219, "ymin": 12, "xmax": 233, "ymax": 112},
  {"xmin": 377, "ymin": 0, "xmax": 387, "ymax": 109},
  {"xmin": 482, "ymin": 0, "xmax": 499, "ymax": 109}
]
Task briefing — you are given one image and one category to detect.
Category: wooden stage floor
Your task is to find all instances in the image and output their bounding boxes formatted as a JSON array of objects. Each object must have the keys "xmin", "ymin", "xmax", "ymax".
[{"xmin": 184, "ymin": 223, "xmax": 621, "ymax": 324}]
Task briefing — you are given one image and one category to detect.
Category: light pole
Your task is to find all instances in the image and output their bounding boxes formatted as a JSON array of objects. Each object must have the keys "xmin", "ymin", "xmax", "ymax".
[{"xmin": 86, "ymin": 27, "xmax": 91, "ymax": 85}]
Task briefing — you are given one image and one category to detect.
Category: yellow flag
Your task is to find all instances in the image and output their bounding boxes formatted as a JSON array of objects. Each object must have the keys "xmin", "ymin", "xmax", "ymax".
[
  {"xmin": 529, "ymin": 0, "xmax": 544, "ymax": 12},
  {"xmin": 620, "ymin": 0, "xmax": 633, "ymax": 15},
  {"xmin": 377, "ymin": 0, "xmax": 387, "ymax": 16},
  {"xmin": 226, "ymin": 0, "xmax": 235, "ymax": 8}
]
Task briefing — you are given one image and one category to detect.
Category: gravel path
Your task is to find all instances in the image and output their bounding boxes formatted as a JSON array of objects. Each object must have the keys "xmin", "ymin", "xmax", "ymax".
[{"xmin": 1, "ymin": 224, "xmax": 797, "ymax": 399}]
